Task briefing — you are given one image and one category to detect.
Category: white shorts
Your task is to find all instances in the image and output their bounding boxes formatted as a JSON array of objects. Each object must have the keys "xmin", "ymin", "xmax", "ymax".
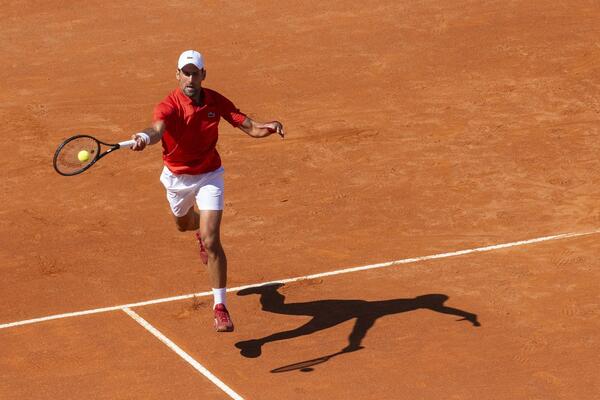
[{"xmin": 159, "ymin": 166, "xmax": 224, "ymax": 216}]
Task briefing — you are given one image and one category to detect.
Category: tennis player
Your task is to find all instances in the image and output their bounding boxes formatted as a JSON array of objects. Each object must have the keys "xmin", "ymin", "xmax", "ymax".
[{"xmin": 130, "ymin": 50, "xmax": 284, "ymax": 332}]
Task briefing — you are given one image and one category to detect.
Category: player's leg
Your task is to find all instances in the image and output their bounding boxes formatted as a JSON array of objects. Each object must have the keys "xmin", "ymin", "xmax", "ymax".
[
  {"xmin": 170, "ymin": 206, "xmax": 208, "ymax": 263},
  {"xmin": 199, "ymin": 209, "xmax": 233, "ymax": 332},
  {"xmin": 173, "ymin": 207, "xmax": 199, "ymax": 232},
  {"xmin": 160, "ymin": 166, "xmax": 198, "ymax": 231},
  {"xmin": 196, "ymin": 167, "xmax": 233, "ymax": 332},
  {"xmin": 199, "ymin": 209, "xmax": 227, "ymax": 288}
]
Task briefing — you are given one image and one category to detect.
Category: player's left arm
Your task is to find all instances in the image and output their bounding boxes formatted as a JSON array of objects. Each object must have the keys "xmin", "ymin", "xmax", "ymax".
[{"xmin": 238, "ymin": 117, "xmax": 285, "ymax": 139}]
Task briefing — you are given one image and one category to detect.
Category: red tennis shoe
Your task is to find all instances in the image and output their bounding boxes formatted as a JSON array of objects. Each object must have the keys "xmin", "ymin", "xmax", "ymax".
[
  {"xmin": 195, "ymin": 231, "xmax": 208, "ymax": 265},
  {"xmin": 214, "ymin": 303, "xmax": 234, "ymax": 332}
]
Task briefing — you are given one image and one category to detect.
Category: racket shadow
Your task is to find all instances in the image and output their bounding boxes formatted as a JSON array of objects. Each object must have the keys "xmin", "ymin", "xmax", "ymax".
[
  {"xmin": 235, "ymin": 283, "xmax": 480, "ymax": 373},
  {"xmin": 270, "ymin": 349, "xmax": 349, "ymax": 373}
]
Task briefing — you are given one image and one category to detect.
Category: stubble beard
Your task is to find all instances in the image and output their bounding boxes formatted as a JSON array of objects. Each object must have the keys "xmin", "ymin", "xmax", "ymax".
[{"xmin": 183, "ymin": 86, "xmax": 197, "ymax": 97}]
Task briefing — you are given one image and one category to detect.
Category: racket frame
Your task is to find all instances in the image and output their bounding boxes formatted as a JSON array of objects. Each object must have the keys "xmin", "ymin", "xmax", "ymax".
[{"xmin": 53, "ymin": 134, "xmax": 136, "ymax": 176}]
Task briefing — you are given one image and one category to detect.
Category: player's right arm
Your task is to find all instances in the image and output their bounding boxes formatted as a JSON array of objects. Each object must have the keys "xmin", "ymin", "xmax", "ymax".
[{"xmin": 130, "ymin": 120, "xmax": 165, "ymax": 151}]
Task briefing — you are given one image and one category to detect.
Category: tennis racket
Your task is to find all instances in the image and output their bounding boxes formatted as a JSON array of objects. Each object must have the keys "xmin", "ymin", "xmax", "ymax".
[{"xmin": 53, "ymin": 134, "xmax": 136, "ymax": 176}]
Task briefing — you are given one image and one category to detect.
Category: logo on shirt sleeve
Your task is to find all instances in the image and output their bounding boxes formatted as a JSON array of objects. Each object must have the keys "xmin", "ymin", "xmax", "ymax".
[{"xmin": 207, "ymin": 111, "xmax": 216, "ymax": 118}]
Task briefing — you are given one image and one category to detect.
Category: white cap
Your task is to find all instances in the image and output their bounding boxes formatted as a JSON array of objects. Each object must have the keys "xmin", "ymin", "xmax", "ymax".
[{"xmin": 177, "ymin": 50, "xmax": 204, "ymax": 70}]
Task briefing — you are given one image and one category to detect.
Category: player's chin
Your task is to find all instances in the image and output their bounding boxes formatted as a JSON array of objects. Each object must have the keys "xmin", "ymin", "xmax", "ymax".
[{"xmin": 183, "ymin": 86, "xmax": 197, "ymax": 96}]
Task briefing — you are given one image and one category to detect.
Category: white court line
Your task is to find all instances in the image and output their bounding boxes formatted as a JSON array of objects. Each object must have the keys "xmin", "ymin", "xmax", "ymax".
[
  {"xmin": 122, "ymin": 308, "xmax": 244, "ymax": 400},
  {"xmin": 1, "ymin": 229, "xmax": 598, "ymax": 330}
]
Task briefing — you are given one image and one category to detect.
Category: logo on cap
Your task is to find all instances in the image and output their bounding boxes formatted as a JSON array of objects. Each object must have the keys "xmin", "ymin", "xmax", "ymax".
[{"xmin": 178, "ymin": 50, "xmax": 204, "ymax": 70}]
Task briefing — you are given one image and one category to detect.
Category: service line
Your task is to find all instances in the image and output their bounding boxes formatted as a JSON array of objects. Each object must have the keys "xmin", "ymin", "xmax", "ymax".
[{"xmin": 1, "ymin": 229, "xmax": 598, "ymax": 330}]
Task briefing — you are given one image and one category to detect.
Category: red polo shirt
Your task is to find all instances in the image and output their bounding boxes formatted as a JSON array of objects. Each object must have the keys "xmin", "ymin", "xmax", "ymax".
[{"xmin": 153, "ymin": 87, "xmax": 247, "ymax": 174}]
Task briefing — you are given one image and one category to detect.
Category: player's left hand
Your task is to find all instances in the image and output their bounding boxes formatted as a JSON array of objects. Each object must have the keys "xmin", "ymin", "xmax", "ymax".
[{"xmin": 265, "ymin": 121, "xmax": 285, "ymax": 138}]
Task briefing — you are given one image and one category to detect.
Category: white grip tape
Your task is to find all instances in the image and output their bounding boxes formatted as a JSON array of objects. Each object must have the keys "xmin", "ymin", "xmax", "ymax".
[{"xmin": 118, "ymin": 139, "xmax": 137, "ymax": 148}]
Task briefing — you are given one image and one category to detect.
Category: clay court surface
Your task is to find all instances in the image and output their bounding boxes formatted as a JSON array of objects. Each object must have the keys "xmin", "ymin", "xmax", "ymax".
[{"xmin": 1, "ymin": 1, "xmax": 600, "ymax": 398}]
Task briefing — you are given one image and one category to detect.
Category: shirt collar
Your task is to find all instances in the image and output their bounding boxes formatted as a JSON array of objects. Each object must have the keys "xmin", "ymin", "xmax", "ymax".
[{"xmin": 176, "ymin": 87, "xmax": 210, "ymax": 106}]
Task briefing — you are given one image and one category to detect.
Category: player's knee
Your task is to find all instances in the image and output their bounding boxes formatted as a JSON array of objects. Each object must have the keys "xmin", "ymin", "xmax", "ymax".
[{"xmin": 202, "ymin": 235, "xmax": 221, "ymax": 254}]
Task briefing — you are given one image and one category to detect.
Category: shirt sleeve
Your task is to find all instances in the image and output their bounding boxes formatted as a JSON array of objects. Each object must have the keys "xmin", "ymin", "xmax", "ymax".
[
  {"xmin": 215, "ymin": 92, "xmax": 247, "ymax": 127},
  {"xmin": 153, "ymin": 96, "xmax": 176, "ymax": 124}
]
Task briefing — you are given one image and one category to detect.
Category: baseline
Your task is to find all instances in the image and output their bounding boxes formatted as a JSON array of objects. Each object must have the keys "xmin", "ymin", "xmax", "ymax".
[{"xmin": 1, "ymin": 229, "xmax": 598, "ymax": 330}]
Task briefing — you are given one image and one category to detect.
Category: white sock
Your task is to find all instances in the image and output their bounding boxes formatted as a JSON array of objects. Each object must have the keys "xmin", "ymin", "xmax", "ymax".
[{"xmin": 212, "ymin": 288, "xmax": 226, "ymax": 308}]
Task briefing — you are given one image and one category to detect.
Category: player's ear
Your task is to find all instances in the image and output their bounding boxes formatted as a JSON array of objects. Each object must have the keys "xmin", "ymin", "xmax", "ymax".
[
  {"xmin": 200, "ymin": 68, "xmax": 206, "ymax": 81},
  {"xmin": 176, "ymin": 69, "xmax": 181, "ymax": 80}
]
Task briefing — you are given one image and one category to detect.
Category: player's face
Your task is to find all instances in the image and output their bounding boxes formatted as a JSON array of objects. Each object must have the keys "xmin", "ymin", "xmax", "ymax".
[{"xmin": 177, "ymin": 65, "xmax": 205, "ymax": 98}]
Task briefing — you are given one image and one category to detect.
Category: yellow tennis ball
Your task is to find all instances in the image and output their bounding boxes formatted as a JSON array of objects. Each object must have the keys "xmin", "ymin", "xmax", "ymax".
[{"xmin": 77, "ymin": 150, "xmax": 90, "ymax": 162}]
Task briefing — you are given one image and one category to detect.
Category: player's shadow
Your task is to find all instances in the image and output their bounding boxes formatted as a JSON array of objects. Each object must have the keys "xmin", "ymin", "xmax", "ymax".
[{"xmin": 235, "ymin": 283, "xmax": 480, "ymax": 373}]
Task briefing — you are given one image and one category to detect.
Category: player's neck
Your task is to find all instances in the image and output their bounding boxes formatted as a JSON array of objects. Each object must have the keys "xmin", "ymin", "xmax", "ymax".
[{"xmin": 191, "ymin": 88, "xmax": 204, "ymax": 106}]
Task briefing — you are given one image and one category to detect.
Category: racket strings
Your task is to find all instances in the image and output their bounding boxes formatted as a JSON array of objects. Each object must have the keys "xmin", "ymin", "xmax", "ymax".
[{"xmin": 54, "ymin": 137, "xmax": 99, "ymax": 175}]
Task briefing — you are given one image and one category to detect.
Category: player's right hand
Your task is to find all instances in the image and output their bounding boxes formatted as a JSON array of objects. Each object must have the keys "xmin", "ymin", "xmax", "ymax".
[{"xmin": 131, "ymin": 134, "xmax": 148, "ymax": 151}]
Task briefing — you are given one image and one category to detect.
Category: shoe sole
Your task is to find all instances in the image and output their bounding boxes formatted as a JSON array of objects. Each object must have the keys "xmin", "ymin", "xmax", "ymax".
[{"xmin": 214, "ymin": 321, "xmax": 234, "ymax": 332}]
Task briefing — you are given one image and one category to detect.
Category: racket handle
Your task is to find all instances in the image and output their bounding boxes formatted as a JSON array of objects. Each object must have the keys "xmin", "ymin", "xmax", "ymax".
[{"xmin": 118, "ymin": 139, "xmax": 137, "ymax": 149}]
